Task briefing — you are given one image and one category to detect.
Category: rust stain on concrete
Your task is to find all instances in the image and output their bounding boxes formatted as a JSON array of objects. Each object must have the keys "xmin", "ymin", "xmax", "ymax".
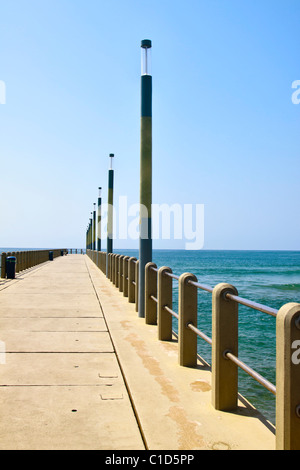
[
  {"xmin": 167, "ymin": 406, "xmax": 204, "ymax": 450},
  {"xmin": 120, "ymin": 321, "xmax": 130, "ymax": 330},
  {"xmin": 190, "ymin": 380, "xmax": 211, "ymax": 392},
  {"xmin": 125, "ymin": 333, "xmax": 179, "ymax": 403}
]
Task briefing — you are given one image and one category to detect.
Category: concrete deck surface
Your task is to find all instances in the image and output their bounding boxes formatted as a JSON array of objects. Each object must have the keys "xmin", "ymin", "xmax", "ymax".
[{"xmin": 0, "ymin": 254, "xmax": 276, "ymax": 450}]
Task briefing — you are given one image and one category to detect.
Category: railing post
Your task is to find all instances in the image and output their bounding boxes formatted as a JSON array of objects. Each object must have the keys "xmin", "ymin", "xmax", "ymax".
[
  {"xmin": 111, "ymin": 254, "xmax": 116, "ymax": 284},
  {"xmin": 128, "ymin": 257, "xmax": 137, "ymax": 303},
  {"xmin": 276, "ymin": 302, "xmax": 300, "ymax": 450},
  {"xmin": 178, "ymin": 273, "xmax": 198, "ymax": 367},
  {"xmin": 212, "ymin": 282, "xmax": 239, "ymax": 411},
  {"xmin": 158, "ymin": 266, "xmax": 173, "ymax": 341},
  {"xmin": 135, "ymin": 260, "xmax": 139, "ymax": 313},
  {"xmin": 123, "ymin": 256, "xmax": 129, "ymax": 297},
  {"xmin": 15, "ymin": 252, "xmax": 19, "ymax": 273},
  {"xmin": 19, "ymin": 252, "xmax": 23, "ymax": 272},
  {"xmin": 108, "ymin": 253, "xmax": 112, "ymax": 279},
  {"xmin": 114, "ymin": 254, "xmax": 118, "ymax": 284},
  {"xmin": 145, "ymin": 262, "xmax": 157, "ymax": 324},
  {"xmin": 118, "ymin": 255, "xmax": 124, "ymax": 292},
  {"xmin": 115, "ymin": 255, "xmax": 120, "ymax": 288},
  {"xmin": 1, "ymin": 252, "xmax": 6, "ymax": 278},
  {"xmin": 106, "ymin": 252, "xmax": 111, "ymax": 279},
  {"xmin": 102, "ymin": 252, "xmax": 106, "ymax": 273}
]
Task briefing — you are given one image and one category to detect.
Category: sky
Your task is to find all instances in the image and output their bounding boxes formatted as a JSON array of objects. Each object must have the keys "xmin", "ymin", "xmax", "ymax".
[{"xmin": 0, "ymin": 0, "xmax": 299, "ymax": 250}]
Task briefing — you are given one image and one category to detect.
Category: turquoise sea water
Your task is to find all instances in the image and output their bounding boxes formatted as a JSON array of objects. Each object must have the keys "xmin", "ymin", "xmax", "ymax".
[{"xmin": 1, "ymin": 248, "xmax": 299, "ymax": 424}]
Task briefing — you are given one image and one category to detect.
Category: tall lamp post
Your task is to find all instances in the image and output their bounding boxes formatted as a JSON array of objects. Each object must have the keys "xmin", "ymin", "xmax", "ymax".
[
  {"xmin": 139, "ymin": 39, "xmax": 152, "ymax": 318},
  {"xmin": 97, "ymin": 187, "xmax": 102, "ymax": 252},
  {"xmin": 106, "ymin": 154, "xmax": 114, "ymax": 276},
  {"xmin": 89, "ymin": 217, "xmax": 92, "ymax": 250},
  {"xmin": 93, "ymin": 203, "xmax": 96, "ymax": 250}
]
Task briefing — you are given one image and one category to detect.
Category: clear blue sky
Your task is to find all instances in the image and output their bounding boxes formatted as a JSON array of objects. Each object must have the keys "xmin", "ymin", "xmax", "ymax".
[{"xmin": 0, "ymin": 0, "xmax": 299, "ymax": 250}]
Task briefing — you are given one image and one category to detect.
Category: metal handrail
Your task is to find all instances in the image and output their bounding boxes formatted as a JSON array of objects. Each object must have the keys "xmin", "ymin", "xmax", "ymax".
[
  {"xmin": 164, "ymin": 270, "xmax": 278, "ymax": 317},
  {"xmin": 90, "ymin": 251, "xmax": 280, "ymax": 403},
  {"xmin": 188, "ymin": 279, "xmax": 213, "ymax": 293},
  {"xmin": 150, "ymin": 266, "xmax": 158, "ymax": 272},
  {"xmin": 163, "ymin": 305, "xmax": 179, "ymax": 320},
  {"xmin": 224, "ymin": 351, "xmax": 276, "ymax": 395},
  {"xmin": 157, "ymin": 270, "xmax": 277, "ymax": 396},
  {"xmin": 225, "ymin": 292, "xmax": 278, "ymax": 317},
  {"xmin": 187, "ymin": 322, "xmax": 212, "ymax": 345},
  {"xmin": 165, "ymin": 272, "xmax": 179, "ymax": 281}
]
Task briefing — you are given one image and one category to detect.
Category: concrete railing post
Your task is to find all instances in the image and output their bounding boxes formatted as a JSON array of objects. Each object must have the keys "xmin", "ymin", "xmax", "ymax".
[
  {"xmin": 118, "ymin": 255, "xmax": 124, "ymax": 292},
  {"xmin": 109, "ymin": 253, "xmax": 112, "ymax": 278},
  {"xmin": 115, "ymin": 254, "xmax": 119, "ymax": 284},
  {"xmin": 115, "ymin": 255, "xmax": 120, "ymax": 288},
  {"xmin": 135, "ymin": 260, "xmax": 139, "ymax": 313},
  {"xmin": 1, "ymin": 252, "xmax": 6, "ymax": 278},
  {"xmin": 123, "ymin": 256, "xmax": 129, "ymax": 298},
  {"xmin": 128, "ymin": 257, "xmax": 137, "ymax": 303},
  {"xmin": 100, "ymin": 252, "xmax": 104, "ymax": 273},
  {"xmin": 145, "ymin": 262, "xmax": 157, "ymax": 325},
  {"xmin": 18, "ymin": 252, "xmax": 22, "ymax": 272},
  {"xmin": 109, "ymin": 253, "xmax": 115, "ymax": 283},
  {"xmin": 15, "ymin": 252, "xmax": 19, "ymax": 273},
  {"xmin": 178, "ymin": 273, "xmax": 198, "ymax": 367},
  {"xmin": 212, "ymin": 282, "xmax": 239, "ymax": 411},
  {"xmin": 106, "ymin": 253, "xmax": 111, "ymax": 279},
  {"xmin": 114, "ymin": 254, "xmax": 118, "ymax": 284},
  {"xmin": 276, "ymin": 302, "xmax": 300, "ymax": 450},
  {"xmin": 111, "ymin": 254, "xmax": 115, "ymax": 282},
  {"xmin": 158, "ymin": 266, "xmax": 173, "ymax": 341}
]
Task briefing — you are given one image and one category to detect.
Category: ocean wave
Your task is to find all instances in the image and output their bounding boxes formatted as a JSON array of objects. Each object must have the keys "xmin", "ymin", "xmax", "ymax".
[{"xmin": 267, "ymin": 283, "xmax": 300, "ymax": 291}]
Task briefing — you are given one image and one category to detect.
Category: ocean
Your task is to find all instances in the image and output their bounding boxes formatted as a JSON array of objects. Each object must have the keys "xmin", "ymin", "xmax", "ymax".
[{"xmin": 1, "ymin": 247, "xmax": 300, "ymax": 424}]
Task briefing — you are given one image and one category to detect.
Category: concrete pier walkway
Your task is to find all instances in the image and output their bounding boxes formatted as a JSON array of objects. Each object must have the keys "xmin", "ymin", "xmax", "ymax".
[{"xmin": 0, "ymin": 255, "xmax": 276, "ymax": 450}]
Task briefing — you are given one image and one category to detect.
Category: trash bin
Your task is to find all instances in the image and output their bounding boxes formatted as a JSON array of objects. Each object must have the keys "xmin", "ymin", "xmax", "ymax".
[
  {"xmin": 60, "ymin": 250, "xmax": 64, "ymax": 256},
  {"xmin": 6, "ymin": 256, "xmax": 16, "ymax": 279},
  {"xmin": 49, "ymin": 251, "xmax": 53, "ymax": 261}
]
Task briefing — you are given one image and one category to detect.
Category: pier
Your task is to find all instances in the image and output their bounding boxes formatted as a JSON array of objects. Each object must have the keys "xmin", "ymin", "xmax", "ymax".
[{"xmin": 0, "ymin": 253, "xmax": 277, "ymax": 450}]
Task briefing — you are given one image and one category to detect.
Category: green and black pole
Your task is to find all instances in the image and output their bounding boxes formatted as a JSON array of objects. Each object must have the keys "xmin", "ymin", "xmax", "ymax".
[
  {"xmin": 106, "ymin": 154, "xmax": 114, "ymax": 276},
  {"xmin": 93, "ymin": 203, "xmax": 96, "ymax": 250},
  {"xmin": 97, "ymin": 187, "xmax": 102, "ymax": 251},
  {"xmin": 89, "ymin": 217, "xmax": 92, "ymax": 250},
  {"xmin": 86, "ymin": 224, "xmax": 89, "ymax": 252},
  {"xmin": 87, "ymin": 224, "xmax": 89, "ymax": 250},
  {"xmin": 139, "ymin": 39, "xmax": 152, "ymax": 318},
  {"xmin": 90, "ymin": 212, "xmax": 93, "ymax": 250}
]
